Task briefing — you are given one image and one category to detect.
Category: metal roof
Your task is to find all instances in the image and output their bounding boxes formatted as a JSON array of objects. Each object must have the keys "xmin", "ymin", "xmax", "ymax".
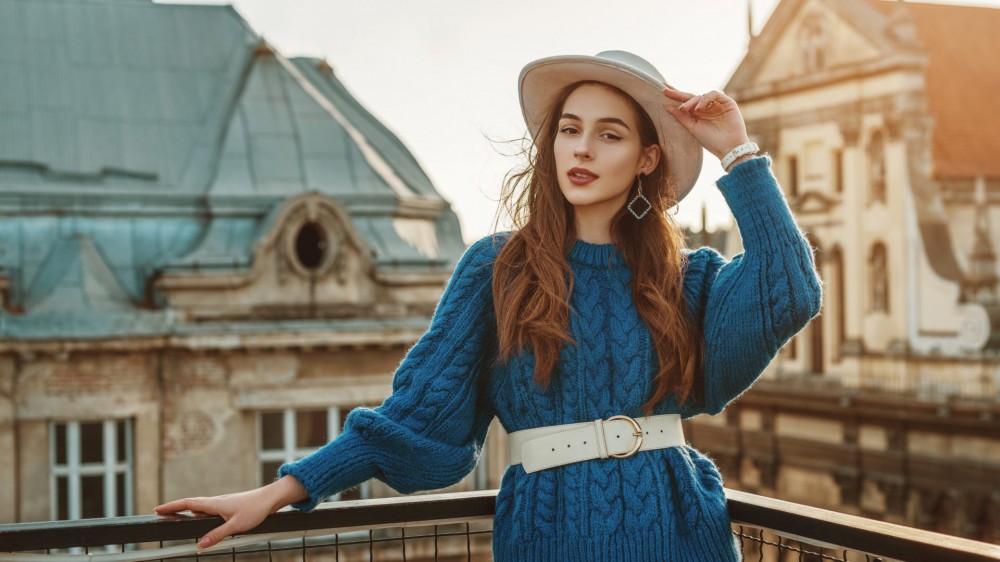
[{"xmin": 0, "ymin": 0, "xmax": 465, "ymax": 340}]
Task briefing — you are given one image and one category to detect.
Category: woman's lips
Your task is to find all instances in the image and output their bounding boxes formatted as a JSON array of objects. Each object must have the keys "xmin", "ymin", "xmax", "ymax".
[{"xmin": 568, "ymin": 167, "xmax": 598, "ymax": 185}]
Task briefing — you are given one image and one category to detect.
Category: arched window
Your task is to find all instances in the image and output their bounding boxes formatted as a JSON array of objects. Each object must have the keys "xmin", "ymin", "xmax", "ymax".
[
  {"xmin": 869, "ymin": 243, "xmax": 889, "ymax": 313},
  {"xmin": 829, "ymin": 246, "xmax": 845, "ymax": 362},
  {"xmin": 800, "ymin": 13, "xmax": 829, "ymax": 74},
  {"xmin": 868, "ymin": 131, "xmax": 887, "ymax": 205}
]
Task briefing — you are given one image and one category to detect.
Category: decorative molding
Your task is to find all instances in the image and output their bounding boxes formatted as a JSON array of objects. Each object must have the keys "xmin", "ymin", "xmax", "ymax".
[
  {"xmin": 790, "ymin": 190, "xmax": 842, "ymax": 215},
  {"xmin": 839, "ymin": 118, "xmax": 862, "ymax": 146},
  {"xmin": 744, "ymin": 93, "xmax": 921, "ymax": 143},
  {"xmin": 731, "ymin": 54, "xmax": 927, "ymax": 103},
  {"xmin": 279, "ymin": 201, "xmax": 349, "ymax": 282},
  {"xmin": 884, "ymin": 112, "xmax": 908, "ymax": 142}
]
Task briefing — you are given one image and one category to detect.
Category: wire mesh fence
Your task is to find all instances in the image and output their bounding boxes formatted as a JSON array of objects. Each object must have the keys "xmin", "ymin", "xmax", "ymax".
[
  {"xmin": 734, "ymin": 525, "xmax": 889, "ymax": 562},
  {"xmin": 2, "ymin": 523, "xmax": 887, "ymax": 562}
]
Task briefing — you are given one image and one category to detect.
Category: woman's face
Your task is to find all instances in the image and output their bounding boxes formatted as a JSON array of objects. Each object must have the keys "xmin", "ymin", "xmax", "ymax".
[{"xmin": 553, "ymin": 83, "xmax": 659, "ymax": 219}]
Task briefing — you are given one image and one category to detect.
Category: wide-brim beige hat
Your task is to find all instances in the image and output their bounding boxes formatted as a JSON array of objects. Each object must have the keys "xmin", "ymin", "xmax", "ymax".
[{"xmin": 518, "ymin": 50, "xmax": 703, "ymax": 202}]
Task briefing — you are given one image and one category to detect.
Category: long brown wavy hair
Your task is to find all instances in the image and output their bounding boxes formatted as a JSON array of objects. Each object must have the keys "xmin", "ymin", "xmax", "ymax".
[{"xmin": 492, "ymin": 80, "xmax": 704, "ymax": 415}]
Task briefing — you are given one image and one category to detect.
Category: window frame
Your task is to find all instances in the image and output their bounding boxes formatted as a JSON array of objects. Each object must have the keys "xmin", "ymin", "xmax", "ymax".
[
  {"xmin": 257, "ymin": 406, "xmax": 372, "ymax": 501},
  {"xmin": 49, "ymin": 419, "xmax": 134, "ymax": 521}
]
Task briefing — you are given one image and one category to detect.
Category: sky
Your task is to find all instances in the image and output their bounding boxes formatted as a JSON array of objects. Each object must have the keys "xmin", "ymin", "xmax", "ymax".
[{"xmin": 163, "ymin": 0, "xmax": 1000, "ymax": 243}]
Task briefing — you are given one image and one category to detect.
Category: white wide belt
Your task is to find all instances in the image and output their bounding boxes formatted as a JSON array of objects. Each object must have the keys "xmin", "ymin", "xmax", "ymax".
[{"xmin": 508, "ymin": 413, "xmax": 685, "ymax": 474}]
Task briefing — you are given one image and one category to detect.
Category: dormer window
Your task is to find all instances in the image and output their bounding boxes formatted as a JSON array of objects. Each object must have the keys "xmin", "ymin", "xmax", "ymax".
[
  {"xmin": 295, "ymin": 222, "xmax": 328, "ymax": 270},
  {"xmin": 800, "ymin": 12, "xmax": 829, "ymax": 74},
  {"xmin": 279, "ymin": 197, "xmax": 354, "ymax": 280}
]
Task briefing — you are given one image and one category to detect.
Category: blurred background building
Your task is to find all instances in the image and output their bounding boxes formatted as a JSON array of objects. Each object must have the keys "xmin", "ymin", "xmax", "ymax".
[
  {"xmin": 0, "ymin": 0, "xmax": 496, "ymax": 532},
  {"xmin": 687, "ymin": 0, "xmax": 1000, "ymax": 544}
]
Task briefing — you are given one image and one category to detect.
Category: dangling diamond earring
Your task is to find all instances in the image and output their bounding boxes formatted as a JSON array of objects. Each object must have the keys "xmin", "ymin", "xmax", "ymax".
[{"xmin": 628, "ymin": 174, "xmax": 652, "ymax": 220}]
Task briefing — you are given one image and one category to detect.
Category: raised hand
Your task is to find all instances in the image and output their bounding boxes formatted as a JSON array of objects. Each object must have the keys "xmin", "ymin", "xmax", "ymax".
[{"xmin": 662, "ymin": 85, "xmax": 752, "ymax": 163}]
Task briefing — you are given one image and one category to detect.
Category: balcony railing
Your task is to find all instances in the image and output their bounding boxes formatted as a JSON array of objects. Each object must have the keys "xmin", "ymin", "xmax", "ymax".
[{"xmin": 1, "ymin": 489, "xmax": 999, "ymax": 562}]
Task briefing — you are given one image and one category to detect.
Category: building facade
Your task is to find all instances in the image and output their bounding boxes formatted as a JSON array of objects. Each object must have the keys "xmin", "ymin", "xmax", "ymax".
[
  {"xmin": 687, "ymin": 0, "xmax": 1000, "ymax": 543},
  {"xmin": 0, "ymin": 0, "xmax": 502, "ymax": 530}
]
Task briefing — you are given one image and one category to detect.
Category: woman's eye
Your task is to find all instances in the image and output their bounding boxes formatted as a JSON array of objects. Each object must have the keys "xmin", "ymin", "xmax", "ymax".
[
  {"xmin": 602, "ymin": 132, "xmax": 622, "ymax": 141},
  {"xmin": 559, "ymin": 126, "xmax": 579, "ymax": 134}
]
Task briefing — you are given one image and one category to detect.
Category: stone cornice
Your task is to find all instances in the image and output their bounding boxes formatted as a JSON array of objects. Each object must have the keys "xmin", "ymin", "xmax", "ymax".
[
  {"xmin": 744, "ymin": 93, "xmax": 923, "ymax": 137},
  {"xmin": 731, "ymin": 53, "xmax": 927, "ymax": 103},
  {"xmin": 0, "ymin": 320, "xmax": 428, "ymax": 356},
  {"xmin": 0, "ymin": 191, "xmax": 447, "ymax": 219}
]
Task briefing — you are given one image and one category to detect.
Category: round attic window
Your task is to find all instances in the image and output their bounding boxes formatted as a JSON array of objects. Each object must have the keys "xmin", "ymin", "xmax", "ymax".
[{"xmin": 294, "ymin": 222, "xmax": 327, "ymax": 270}]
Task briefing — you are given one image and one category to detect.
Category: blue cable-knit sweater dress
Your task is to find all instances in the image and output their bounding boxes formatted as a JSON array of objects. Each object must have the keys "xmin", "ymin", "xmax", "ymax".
[{"xmin": 279, "ymin": 156, "xmax": 824, "ymax": 561}]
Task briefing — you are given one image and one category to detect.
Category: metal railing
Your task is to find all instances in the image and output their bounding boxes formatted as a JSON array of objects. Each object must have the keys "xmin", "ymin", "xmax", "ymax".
[{"xmin": 1, "ymin": 489, "xmax": 999, "ymax": 562}]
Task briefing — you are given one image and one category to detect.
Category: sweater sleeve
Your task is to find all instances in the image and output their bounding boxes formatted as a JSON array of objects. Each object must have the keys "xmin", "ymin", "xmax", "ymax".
[
  {"xmin": 686, "ymin": 156, "xmax": 823, "ymax": 415},
  {"xmin": 277, "ymin": 235, "xmax": 503, "ymax": 511}
]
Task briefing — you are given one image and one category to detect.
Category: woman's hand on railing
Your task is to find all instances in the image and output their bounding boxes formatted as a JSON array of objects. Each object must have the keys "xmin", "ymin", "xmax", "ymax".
[{"xmin": 154, "ymin": 474, "xmax": 308, "ymax": 549}]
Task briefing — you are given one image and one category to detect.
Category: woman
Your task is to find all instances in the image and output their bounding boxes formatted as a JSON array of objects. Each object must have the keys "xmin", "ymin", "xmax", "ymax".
[{"xmin": 156, "ymin": 51, "xmax": 823, "ymax": 561}]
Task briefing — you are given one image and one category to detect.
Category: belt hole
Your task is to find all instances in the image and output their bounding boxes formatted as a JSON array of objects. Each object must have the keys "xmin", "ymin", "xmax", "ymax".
[
  {"xmin": 551, "ymin": 448, "xmax": 555, "ymax": 452},
  {"xmin": 660, "ymin": 430, "xmax": 664, "ymax": 433},
  {"xmin": 616, "ymin": 435, "xmax": 620, "ymax": 438},
  {"xmin": 583, "ymin": 441, "xmax": 587, "ymax": 444},
  {"xmin": 645, "ymin": 431, "xmax": 649, "ymax": 434},
  {"xmin": 567, "ymin": 444, "xmax": 571, "ymax": 448}
]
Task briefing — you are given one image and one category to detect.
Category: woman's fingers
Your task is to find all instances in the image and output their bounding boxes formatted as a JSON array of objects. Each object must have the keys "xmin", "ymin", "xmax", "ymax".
[
  {"xmin": 665, "ymin": 104, "xmax": 697, "ymax": 130},
  {"xmin": 155, "ymin": 497, "xmax": 227, "ymax": 518},
  {"xmin": 673, "ymin": 91, "xmax": 731, "ymax": 120},
  {"xmin": 154, "ymin": 497, "xmax": 198, "ymax": 514},
  {"xmin": 198, "ymin": 518, "xmax": 242, "ymax": 549},
  {"xmin": 661, "ymin": 86, "xmax": 693, "ymax": 103},
  {"xmin": 155, "ymin": 497, "xmax": 240, "ymax": 548}
]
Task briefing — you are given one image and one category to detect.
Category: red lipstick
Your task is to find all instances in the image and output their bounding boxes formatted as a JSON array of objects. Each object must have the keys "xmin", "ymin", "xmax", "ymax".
[{"xmin": 567, "ymin": 167, "xmax": 599, "ymax": 185}]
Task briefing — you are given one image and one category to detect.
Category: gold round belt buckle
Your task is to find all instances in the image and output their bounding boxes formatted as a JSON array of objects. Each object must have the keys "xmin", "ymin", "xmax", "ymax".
[{"xmin": 606, "ymin": 415, "xmax": 643, "ymax": 458}]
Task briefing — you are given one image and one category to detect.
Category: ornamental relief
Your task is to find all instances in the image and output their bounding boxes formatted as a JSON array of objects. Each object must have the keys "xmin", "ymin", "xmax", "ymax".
[
  {"xmin": 278, "ymin": 199, "xmax": 350, "ymax": 283},
  {"xmin": 799, "ymin": 11, "xmax": 830, "ymax": 75}
]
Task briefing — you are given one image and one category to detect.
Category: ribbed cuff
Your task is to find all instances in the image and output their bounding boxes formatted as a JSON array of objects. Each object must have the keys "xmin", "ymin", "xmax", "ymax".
[{"xmin": 278, "ymin": 430, "xmax": 377, "ymax": 512}]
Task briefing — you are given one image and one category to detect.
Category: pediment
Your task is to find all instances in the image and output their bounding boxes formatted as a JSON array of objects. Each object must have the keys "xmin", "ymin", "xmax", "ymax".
[
  {"xmin": 729, "ymin": 0, "xmax": 900, "ymax": 97},
  {"xmin": 791, "ymin": 189, "xmax": 840, "ymax": 214}
]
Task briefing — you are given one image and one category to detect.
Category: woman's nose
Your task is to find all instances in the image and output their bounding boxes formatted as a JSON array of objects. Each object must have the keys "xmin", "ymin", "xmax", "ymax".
[{"xmin": 573, "ymin": 141, "xmax": 592, "ymax": 160}]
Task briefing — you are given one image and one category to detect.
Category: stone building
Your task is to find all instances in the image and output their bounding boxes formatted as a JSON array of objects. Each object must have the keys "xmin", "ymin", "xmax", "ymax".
[
  {"xmin": 0, "ymin": 0, "xmax": 500, "ymax": 526},
  {"xmin": 686, "ymin": 0, "xmax": 1000, "ymax": 543}
]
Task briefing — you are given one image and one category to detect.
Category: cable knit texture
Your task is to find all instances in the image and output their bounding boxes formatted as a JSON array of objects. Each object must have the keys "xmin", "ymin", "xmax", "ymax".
[{"xmin": 279, "ymin": 156, "xmax": 823, "ymax": 561}]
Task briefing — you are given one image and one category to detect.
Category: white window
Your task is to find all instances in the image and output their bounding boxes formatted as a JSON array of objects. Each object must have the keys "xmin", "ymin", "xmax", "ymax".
[
  {"xmin": 258, "ymin": 406, "xmax": 373, "ymax": 500},
  {"xmin": 50, "ymin": 420, "xmax": 133, "ymax": 520}
]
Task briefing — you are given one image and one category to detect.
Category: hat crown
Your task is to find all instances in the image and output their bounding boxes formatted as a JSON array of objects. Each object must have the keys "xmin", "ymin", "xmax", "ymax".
[
  {"xmin": 517, "ymin": 50, "xmax": 703, "ymax": 202},
  {"xmin": 594, "ymin": 50, "xmax": 666, "ymax": 83}
]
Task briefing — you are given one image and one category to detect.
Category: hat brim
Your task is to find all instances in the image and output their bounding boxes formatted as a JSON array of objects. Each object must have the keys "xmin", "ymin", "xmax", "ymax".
[{"xmin": 519, "ymin": 55, "xmax": 703, "ymax": 203}]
